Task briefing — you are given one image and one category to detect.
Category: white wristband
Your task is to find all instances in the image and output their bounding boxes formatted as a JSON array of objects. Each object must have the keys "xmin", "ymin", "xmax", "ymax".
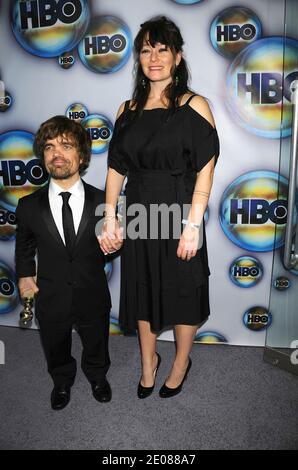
[{"xmin": 182, "ymin": 219, "xmax": 200, "ymax": 230}]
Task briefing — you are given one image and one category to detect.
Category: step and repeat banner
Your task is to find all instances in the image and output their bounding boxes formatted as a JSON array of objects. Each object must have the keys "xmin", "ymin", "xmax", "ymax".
[{"xmin": 0, "ymin": 0, "xmax": 296, "ymax": 346}]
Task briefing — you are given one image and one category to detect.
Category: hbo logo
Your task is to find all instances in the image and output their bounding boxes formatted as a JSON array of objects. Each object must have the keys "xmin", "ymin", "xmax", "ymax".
[
  {"xmin": 247, "ymin": 314, "xmax": 268, "ymax": 324},
  {"xmin": 84, "ymin": 35, "xmax": 126, "ymax": 56},
  {"xmin": 233, "ymin": 266, "xmax": 259, "ymax": 277},
  {"xmin": 217, "ymin": 24, "xmax": 256, "ymax": 42},
  {"xmin": 238, "ymin": 71, "xmax": 298, "ymax": 104},
  {"xmin": 68, "ymin": 111, "xmax": 86, "ymax": 120},
  {"xmin": 0, "ymin": 210, "xmax": 16, "ymax": 226},
  {"xmin": 0, "ymin": 96, "xmax": 11, "ymax": 106},
  {"xmin": 275, "ymin": 278, "xmax": 290, "ymax": 289},
  {"xmin": 230, "ymin": 199, "xmax": 287, "ymax": 224},
  {"xmin": 87, "ymin": 127, "xmax": 111, "ymax": 141},
  {"xmin": 59, "ymin": 56, "xmax": 74, "ymax": 65},
  {"xmin": 20, "ymin": 0, "xmax": 83, "ymax": 30},
  {"xmin": 0, "ymin": 278, "xmax": 14, "ymax": 296},
  {"xmin": 0, "ymin": 159, "xmax": 48, "ymax": 186}
]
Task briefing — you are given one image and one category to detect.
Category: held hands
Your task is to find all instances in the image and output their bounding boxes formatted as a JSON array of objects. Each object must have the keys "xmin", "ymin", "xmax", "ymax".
[
  {"xmin": 18, "ymin": 277, "xmax": 39, "ymax": 299},
  {"xmin": 177, "ymin": 224, "xmax": 199, "ymax": 261},
  {"xmin": 99, "ymin": 218, "xmax": 197, "ymax": 258},
  {"xmin": 98, "ymin": 218, "xmax": 123, "ymax": 255}
]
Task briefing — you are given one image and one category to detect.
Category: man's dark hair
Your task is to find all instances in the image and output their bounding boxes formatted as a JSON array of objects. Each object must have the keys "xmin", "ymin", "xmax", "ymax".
[{"xmin": 34, "ymin": 115, "xmax": 92, "ymax": 174}]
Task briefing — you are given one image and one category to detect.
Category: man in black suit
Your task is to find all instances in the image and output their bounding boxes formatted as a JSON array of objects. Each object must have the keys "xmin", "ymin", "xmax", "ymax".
[{"xmin": 15, "ymin": 116, "xmax": 121, "ymax": 410}]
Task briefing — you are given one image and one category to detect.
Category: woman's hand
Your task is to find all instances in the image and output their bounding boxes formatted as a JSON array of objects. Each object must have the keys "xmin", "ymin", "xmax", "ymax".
[
  {"xmin": 98, "ymin": 218, "xmax": 123, "ymax": 255},
  {"xmin": 177, "ymin": 225, "xmax": 199, "ymax": 261}
]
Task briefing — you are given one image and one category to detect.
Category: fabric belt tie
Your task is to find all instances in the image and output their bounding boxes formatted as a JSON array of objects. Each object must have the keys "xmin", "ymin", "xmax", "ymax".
[{"xmin": 127, "ymin": 168, "xmax": 196, "ymax": 202}]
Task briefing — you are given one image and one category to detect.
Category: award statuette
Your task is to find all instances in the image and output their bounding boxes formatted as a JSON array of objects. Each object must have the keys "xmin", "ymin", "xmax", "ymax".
[{"xmin": 19, "ymin": 293, "xmax": 34, "ymax": 328}]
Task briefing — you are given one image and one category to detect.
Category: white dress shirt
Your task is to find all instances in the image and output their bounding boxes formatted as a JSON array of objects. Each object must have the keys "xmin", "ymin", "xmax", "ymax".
[{"xmin": 48, "ymin": 178, "xmax": 85, "ymax": 245}]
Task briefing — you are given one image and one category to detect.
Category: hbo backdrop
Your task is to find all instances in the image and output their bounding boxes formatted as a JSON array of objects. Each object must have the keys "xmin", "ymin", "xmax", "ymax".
[{"xmin": 0, "ymin": 0, "xmax": 294, "ymax": 346}]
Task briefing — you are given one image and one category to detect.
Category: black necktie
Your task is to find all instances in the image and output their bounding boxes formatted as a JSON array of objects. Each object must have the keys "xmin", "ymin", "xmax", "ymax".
[{"xmin": 60, "ymin": 192, "xmax": 76, "ymax": 252}]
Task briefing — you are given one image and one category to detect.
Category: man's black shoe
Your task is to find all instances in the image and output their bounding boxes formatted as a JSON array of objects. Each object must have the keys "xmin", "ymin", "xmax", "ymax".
[
  {"xmin": 51, "ymin": 386, "xmax": 71, "ymax": 410},
  {"xmin": 91, "ymin": 379, "xmax": 112, "ymax": 403}
]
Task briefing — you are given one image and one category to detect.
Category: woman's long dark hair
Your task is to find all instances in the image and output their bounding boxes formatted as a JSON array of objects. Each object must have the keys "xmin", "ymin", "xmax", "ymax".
[{"xmin": 131, "ymin": 16, "xmax": 193, "ymax": 117}]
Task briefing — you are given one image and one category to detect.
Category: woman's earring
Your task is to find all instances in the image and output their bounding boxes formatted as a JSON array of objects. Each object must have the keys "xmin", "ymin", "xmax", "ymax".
[
  {"xmin": 141, "ymin": 78, "xmax": 146, "ymax": 88},
  {"xmin": 175, "ymin": 75, "xmax": 179, "ymax": 86}
]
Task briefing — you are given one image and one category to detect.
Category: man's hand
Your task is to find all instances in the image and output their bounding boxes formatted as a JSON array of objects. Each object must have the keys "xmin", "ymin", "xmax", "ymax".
[{"xmin": 18, "ymin": 277, "xmax": 39, "ymax": 298}]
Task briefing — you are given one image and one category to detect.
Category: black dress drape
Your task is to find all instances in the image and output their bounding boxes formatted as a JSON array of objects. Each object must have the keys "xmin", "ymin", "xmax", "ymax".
[{"xmin": 108, "ymin": 96, "xmax": 219, "ymax": 333}]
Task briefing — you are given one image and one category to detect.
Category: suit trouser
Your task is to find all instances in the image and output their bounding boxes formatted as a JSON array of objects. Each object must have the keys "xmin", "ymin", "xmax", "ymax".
[{"xmin": 38, "ymin": 309, "xmax": 111, "ymax": 387}]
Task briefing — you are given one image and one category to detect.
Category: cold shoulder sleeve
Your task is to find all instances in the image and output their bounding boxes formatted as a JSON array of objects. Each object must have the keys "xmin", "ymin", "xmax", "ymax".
[
  {"xmin": 188, "ymin": 108, "xmax": 220, "ymax": 173},
  {"xmin": 107, "ymin": 116, "xmax": 128, "ymax": 176}
]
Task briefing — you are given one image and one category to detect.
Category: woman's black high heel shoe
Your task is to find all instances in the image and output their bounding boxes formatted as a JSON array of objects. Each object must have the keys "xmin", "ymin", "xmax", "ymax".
[
  {"xmin": 137, "ymin": 352, "xmax": 161, "ymax": 399},
  {"xmin": 159, "ymin": 358, "xmax": 192, "ymax": 398}
]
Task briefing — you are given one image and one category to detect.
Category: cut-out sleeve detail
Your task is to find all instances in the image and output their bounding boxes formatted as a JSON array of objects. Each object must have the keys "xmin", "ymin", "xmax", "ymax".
[
  {"xmin": 188, "ymin": 108, "xmax": 220, "ymax": 172},
  {"xmin": 107, "ymin": 117, "xmax": 128, "ymax": 176}
]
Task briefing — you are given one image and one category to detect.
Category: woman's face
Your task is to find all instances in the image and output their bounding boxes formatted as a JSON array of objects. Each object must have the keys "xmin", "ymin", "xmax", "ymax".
[{"xmin": 139, "ymin": 38, "xmax": 181, "ymax": 86}]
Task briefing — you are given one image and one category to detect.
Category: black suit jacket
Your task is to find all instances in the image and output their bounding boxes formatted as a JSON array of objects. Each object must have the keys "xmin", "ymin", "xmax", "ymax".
[{"xmin": 15, "ymin": 180, "xmax": 111, "ymax": 324}]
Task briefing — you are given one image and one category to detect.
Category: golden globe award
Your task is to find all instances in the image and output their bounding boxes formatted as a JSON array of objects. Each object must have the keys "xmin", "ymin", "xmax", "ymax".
[{"xmin": 19, "ymin": 294, "xmax": 34, "ymax": 328}]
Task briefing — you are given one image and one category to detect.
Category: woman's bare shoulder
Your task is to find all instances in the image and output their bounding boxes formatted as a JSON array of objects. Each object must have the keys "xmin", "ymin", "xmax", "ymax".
[
  {"xmin": 116, "ymin": 99, "xmax": 136, "ymax": 119},
  {"xmin": 187, "ymin": 95, "xmax": 215, "ymax": 128},
  {"xmin": 116, "ymin": 102, "xmax": 126, "ymax": 119}
]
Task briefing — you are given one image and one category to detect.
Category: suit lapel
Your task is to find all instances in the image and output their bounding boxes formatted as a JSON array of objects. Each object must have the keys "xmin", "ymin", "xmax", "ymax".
[
  {"xmin": 74, "ymin": 181, "xmax": 94, "ymax": 249},
  {"xmin": 39, "ymin": 185, "xmax": 66, "ymax": 250},
  {"xmin": 39, "ymin": 181, "xmax": 95, "ymax": 253}
]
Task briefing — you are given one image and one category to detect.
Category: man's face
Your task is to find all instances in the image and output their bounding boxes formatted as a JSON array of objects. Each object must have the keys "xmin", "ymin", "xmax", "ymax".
[{"xmin": 43, "ymin": 134, "xmax": 82, "ymax": 180}]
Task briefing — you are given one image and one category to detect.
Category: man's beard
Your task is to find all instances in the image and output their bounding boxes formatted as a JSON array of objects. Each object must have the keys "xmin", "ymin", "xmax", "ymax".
[
  {"xmin": 49, "ymin": 168, "xmax": 73, "ymax": 180},
  {"xmin": 47, "ymin": 162, "xmax": 77, "ymax": 180}
]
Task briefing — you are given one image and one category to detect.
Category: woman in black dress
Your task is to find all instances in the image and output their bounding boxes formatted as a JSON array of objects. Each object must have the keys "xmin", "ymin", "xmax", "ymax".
[{"xmin": 99, "ymin": 16, "xmax": 219, "ymax": 398}]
